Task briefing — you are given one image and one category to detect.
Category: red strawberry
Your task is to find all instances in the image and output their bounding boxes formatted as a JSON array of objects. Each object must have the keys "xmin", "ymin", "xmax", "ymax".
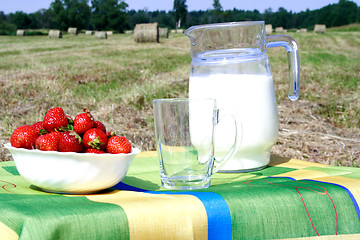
[
  {"xmin": 32, "ymin": 121, "xmax": 46, "ymax": 135},
  {"xmin": 10, "ymin": 125, "xmax": 38, "ymax": 149},
  {"xmin": 35, "ymin": 132, "xmax": 61, "ymax": 151},
  {"xmin": 85, "ymin": 148, "xmax": 105, "ymax": 154},
  {"xmin": 93, "ymin": 120, "xmax": 106, "ymax": 133},
  {"xmin": 83, "ymin": 128, "xmax": 107, "ymax": 150},
  {"xmin": 74, "ymin": 110, "xmax": 94, "ymax": 134},
  {"xmin": 58, "ymin": 131, "xmax": 85, "ymax": 152},
  {"xmin": 106, "ymin": 136, "xmax": 132, "ymax": 154},
  {"xmin": 43, "ymin": 107, "xmax": 69, "ymax": 132}
]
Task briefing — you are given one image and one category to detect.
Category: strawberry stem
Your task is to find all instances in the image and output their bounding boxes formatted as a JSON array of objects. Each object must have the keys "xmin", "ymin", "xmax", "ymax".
[
  {"xmin": 39, "ymin": 129, "xmax": 48, "ymax": 135},
  {"xmin": 88, "ymin": 136, "xmax": 104, "ymax": 149},
  {"xmin": 83, "ymin": 108, "xmax": 94, "ymax": 121},
  {"xmin": 69, "ymin": 130, "xmax": 83, "ymax": 143}
]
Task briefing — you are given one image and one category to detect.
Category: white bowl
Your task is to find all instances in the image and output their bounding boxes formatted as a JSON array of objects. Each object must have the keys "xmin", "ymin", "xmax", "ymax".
[{"xmin": 4, "ymin": 143, "xmax": 141, "ymax": 194}]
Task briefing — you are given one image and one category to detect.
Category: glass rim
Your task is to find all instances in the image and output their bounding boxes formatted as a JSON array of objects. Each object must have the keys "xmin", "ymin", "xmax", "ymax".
[
  {"xmin": 185, "ymin": 21, "xmax": 264, "ymax": 35},
  {"xmin": 153, "ymin": 98, "xmax": 216, "ymax": 103}
]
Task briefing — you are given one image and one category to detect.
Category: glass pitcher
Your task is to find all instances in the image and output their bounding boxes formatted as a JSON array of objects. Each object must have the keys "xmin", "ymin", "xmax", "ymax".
[{"xmin": 185, "ymin": 21, "xmax": 299, "ymax": 172}]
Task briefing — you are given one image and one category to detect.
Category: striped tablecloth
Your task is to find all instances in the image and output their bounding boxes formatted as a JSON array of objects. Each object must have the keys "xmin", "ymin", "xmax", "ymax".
[{"xmin": 0, "ymin": 151, "xmax": 359, "ymax": 239}]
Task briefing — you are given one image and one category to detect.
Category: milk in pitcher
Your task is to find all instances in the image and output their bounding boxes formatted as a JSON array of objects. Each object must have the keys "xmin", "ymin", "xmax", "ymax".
[
  {"xmin": 186, "ymin": 21, "xmax": 300, "ymax": 172},
  {"xmin": 189, "ymin": 73, "xmax": 279, "ymax": 172}
]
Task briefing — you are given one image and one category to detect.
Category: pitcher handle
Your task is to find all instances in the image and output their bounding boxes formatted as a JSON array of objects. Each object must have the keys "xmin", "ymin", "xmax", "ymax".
[
  {"xmin": 266, "ymin": 34, "xmax": 300, "ymax": 101},
  {"xmin": 212, "ymin": 109, "xmax": 242, "ymax": 174}
]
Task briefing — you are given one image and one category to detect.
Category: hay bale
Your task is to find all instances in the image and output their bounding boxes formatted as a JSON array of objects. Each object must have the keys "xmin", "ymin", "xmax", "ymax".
[
  {"xmin": 159, "ymin": 28, "xmax": 169, "ymax": 38},
  {"xmin": 170, "ymin": 29, "xmax": 176, "ymax": 33},
  {"xmin": 134, "ymin": 23, "xmax": 159, "ymax": 43},
  {"xmin": 16, "ymin": 29, "xmax": 26, "ymax": 36},
  {"xmin": 176, "ymin": 29, "xmax": 184, "ymax": 33},
  {"xmin": 314, "ymin": 24, "xmax": 326, "ymax": 33},
  {"xmin": 94, "ymin": 31, "xmax": 107, "ymax": 39},
  {"xmin": 85, "ymin": 30, "xmax": 93, "ymax": 35},
  {"xmin": 275, "ymin": 27, "xmax": 284, "ymax": 33},
  {"xmin": 106, "ymin": 31, "xmax": 113, "ymax": 36},
  {"xmin": 125, "ymin": 30, "xmax": 133, "ymax": 34},
  {"xmin": 265, "ymin": 24, "xmax": 272, "ymax": 35},
  {"xmin": 68, "ymin": 27, "xmax": 78, "ymax": 35},
  {"xmin": 301, "ymin": 28, "xmax": 307, "ymax": 32},
  {"xmin": 48, "ymin": 30, "xmax": 62, "ymax": 38}
]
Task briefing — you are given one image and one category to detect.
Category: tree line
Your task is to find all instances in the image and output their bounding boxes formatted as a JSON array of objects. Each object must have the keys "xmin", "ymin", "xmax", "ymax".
[{"xmin": 0, "ymin": 0, "xmax": 359, "ymax": 35}]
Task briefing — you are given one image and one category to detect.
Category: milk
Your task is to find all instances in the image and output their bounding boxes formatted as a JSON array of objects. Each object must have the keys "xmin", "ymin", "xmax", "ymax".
[{"xmin": 189, "ymin": 73, "xmax": 279, "ymax": 172}]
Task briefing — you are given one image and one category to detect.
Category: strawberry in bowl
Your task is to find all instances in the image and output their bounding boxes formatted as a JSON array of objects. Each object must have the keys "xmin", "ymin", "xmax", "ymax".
[{"xmin": 4, "ymin": 107, "xmax": 141, "ymax": 194}]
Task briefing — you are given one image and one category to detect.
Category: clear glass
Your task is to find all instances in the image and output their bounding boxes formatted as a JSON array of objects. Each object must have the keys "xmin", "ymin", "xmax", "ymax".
[
  {"xmin": 185, "ymin": 21, "xmax": 300, "ymax": 172},
  {"xmin": 153, "ymin": 98, "xmax": 239, "ymax": 190}
]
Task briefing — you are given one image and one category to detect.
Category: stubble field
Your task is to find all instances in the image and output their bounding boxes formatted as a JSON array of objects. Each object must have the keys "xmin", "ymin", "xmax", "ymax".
[{"xmin": 0, "ymin": 30, "xmax": 359, "ymax": 166}]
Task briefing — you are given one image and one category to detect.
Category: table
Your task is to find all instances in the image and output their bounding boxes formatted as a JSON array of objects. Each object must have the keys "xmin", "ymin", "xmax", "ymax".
[{"xmin": 0, "ymin": 152, "xmax": 359, "ymax": 239}]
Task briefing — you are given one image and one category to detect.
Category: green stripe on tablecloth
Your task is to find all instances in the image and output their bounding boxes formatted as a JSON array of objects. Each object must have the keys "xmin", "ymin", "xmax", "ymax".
[
  {"xmin": 211, "ymin": 166, "xmax": 296, "ymax": 186},
  {"xmin": 341, "ymin": 173, "xmax": 360, "ymax": 180},
  {"xmin": 0, "ymin": 161, "xmax": 16, "ymax": 176},
  {"xmin": 0, "ymin": 161, "xmax": 130, "ymax": 240},
  {"xmin": 3, "ymin": 166, "xmax": 20, "ymax": 175},
  {"xmin": 204, "ymin": 177, "xmax": 360, "ymax": 239},
  {"xmin": 122, "ymin": 153, "xmax": 297, "ymax": 190},
  {"xmin": 0, "ymin": 193, "xmax": 130, "ymax": 240},
  {"xmin": 321, "ymin": 166, "xmax": 360, "ymax": 180},
  {"xmin": 124, "ymin": 154, "xmax": 360, "ymax": 239},
  {"xmin": 302, "ymin": 166, "xmax": 360, "ymax": 179}
]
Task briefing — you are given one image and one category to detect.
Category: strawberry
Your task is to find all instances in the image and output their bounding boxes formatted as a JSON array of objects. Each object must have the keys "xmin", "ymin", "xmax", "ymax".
[
  {"xmin": 83, "ymin": 128, "xmax": 107, "ymax": 150},
  {"xmin": 58, "ymin": 131, "xmax": 85, "ymax": 152},
  {"xmin": 32, "ymin": 121, "xmax": 46, "ymax": 135},
  {"xmin": 10, "ymin": 125, "xmax": 38, "ymax": 149},
  {"xmin": 106, "ymin": 136, "xmax": 132, "ymax": 154},
  {"xmin": 74, "ymin": 109, "xmax": 94, "ymax": 134},
  {"xmin": 93, "ymin": 120, "xmax": 106, "ymax": 133},
  {"xmin": 84, "ymin": 148, "xmax": 105, "ymax": 154},
  {"xmin": 43, "ymin": 107, "xmax": 69, "ymax": 132},
  {"xmin": 35, "ymin": 132, "xmax": 61, "ymax": 151}
]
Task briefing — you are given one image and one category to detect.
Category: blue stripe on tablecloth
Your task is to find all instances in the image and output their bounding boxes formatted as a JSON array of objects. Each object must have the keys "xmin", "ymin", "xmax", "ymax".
[
  {"xmin": 188, "ymin": 191, "xmax": 232, "ymax": 240},
  {"xmin": 111, "ymin": 182, "xmax": 147, "ymax": 192},
  {"xmin": 150, "ymin": 191, "xmax": 232, "ymax": 240},
  {"xmin": 113, "ymin": 183, "xmax": 232, "ymax": 239},
  {"xmin": 268, "ymin": 176, "xmax": 296, "ymax": 181}
]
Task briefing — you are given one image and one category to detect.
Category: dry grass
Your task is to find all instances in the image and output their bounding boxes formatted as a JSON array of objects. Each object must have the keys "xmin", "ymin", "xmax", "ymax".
[{"xmin": 0, "ymin": 31, "xmax": 359, "ymax": 167}]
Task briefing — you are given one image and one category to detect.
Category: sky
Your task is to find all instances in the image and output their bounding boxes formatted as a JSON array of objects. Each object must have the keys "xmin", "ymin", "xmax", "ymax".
[{"xmin": 1, "ymin": 0, "xmax": 360, "ymax": 14}]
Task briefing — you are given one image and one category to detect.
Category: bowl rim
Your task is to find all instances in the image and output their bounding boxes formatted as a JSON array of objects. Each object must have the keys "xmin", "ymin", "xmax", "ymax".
[{"xmin": 4, "ymin": 142, "xmax": 141, "ymax": 157}]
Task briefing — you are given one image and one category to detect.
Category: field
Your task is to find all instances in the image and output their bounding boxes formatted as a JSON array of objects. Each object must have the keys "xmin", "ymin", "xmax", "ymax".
[{"xmin": 0, "ymin": 30, "xmax": 359, "ymax": 166}]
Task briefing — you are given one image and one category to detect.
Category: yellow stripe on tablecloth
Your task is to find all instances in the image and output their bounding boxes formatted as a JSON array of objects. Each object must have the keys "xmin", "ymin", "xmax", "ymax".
[
  {"xmin": 280, "ymin": 233, "xmax": 360, "ymax": 239},
  {"xmin": 0, "ymin": 221, "xmax": 18, "ymax": 240},
  {"xmin": 275, "ymin": 169, "xmax": 329, "ymax": 180},
  {"xmin": 87, "ymin": 191, "xmax": 208, "ymax": 240},
  {"xmin": 136, "ymin": 151, "xmax": 157, "ymax": 158},
  {"xmin": 269, "ymin": 156, "xmax": 329, "ymax": 169},
  {"xmin": 137, "ymin": 148, "xmax": 188, "ymax": 159},
  {"xmin": 310, "ymin": 176, "xmax": 360, "ymax": 207}
]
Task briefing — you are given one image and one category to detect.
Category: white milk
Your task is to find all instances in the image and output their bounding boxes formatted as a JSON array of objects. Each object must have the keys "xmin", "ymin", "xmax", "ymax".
[{"xmin": 189, "ymin": 73, "xmax": 279, "ymax": 172}]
